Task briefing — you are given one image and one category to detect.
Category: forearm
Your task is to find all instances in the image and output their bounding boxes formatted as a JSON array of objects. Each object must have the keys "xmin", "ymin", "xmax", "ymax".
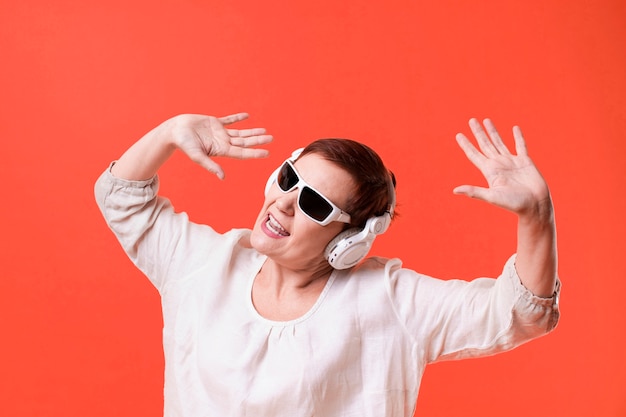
[
  {"xmin": 111, "ymin": 118, "xmax": 178, "ymax": 180},
  {"xmin": 514, "ymin": 198, "xmax": 557, "ymax": 297}
]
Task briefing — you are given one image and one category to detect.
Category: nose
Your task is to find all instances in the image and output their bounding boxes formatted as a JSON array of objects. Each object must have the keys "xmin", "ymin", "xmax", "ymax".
[{"xmin": 275, "ymin": 189, "xmax": 297, "ymax": 216}]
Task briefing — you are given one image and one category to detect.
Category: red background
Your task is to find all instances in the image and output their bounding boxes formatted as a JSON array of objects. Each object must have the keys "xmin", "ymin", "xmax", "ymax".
[{"xmin": 1, "ymin": 1, "xmax": 625, "ymax": 416}]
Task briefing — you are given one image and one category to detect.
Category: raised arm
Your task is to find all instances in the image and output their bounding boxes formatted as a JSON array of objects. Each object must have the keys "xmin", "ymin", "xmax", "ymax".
[
  {"xmin": 453, "ymin": 118, "xmax": 557, "ymax": 297},
  {"xmin": 111, "ymin": 113, "xmax": 273, "ymax": 180}
]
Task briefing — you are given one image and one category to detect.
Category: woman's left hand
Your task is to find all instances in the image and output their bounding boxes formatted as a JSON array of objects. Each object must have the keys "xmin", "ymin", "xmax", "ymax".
[
  {"xmin": 454, "ymin": 118, "xmax": 557, "ymax": 297},
  {"xmin": 453, "ymin": 118, "xmax": 552, "ymax": 217}
]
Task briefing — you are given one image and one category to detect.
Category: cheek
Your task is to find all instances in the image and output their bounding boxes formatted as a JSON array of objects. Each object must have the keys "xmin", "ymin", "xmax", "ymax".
[{"xmin": 294, "ymin": 221, "xmax": 343, "ymax": 251}]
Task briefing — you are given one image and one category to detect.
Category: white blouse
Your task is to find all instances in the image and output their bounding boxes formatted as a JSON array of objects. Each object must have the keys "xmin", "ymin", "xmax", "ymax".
[{"xmin": 95, "ymin": 166, "xmax": 560, "ymax": 417}]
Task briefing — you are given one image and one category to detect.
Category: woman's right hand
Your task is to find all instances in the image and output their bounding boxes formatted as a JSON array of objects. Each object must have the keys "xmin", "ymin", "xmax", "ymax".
[
  {"xmin": 169, "ymin": 113, "xmax": 273, "ymax": 179},
  {"xmin": 111, "ymin": 113, "xmax": 272, "ymax": 181}
]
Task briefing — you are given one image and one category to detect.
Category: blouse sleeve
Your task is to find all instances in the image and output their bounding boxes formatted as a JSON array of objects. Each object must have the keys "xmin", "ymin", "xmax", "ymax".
[
  {"xmin": 385, "ymin": 255, "xmax": 560, "ymax": 364},
  {"xmin": 94, "ymin": 163, "xmax": 223, "ymax": 293}
]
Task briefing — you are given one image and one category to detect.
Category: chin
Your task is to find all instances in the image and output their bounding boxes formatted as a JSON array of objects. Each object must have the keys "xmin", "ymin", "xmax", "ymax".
[
  {"xmin": 249, "ymin": 226, "xmax": 262, "ymax": 250},
  {"xmin": 249, "ymin": 226, "xmax": 274, "ymax": 256}
]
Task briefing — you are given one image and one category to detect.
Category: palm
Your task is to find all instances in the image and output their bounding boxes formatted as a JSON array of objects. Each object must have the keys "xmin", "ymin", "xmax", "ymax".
[
  {"xmin": 172, "ymin": 113, "xmax": 273, "ymax": 179},
  {"xmin": 454, "ymin": 119, "xmax": 550, "ymax": 215}
]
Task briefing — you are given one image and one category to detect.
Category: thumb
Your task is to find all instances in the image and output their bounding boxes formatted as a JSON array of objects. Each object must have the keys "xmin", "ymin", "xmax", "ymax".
[
  {"xmin": 453, "ymin": 185, "xmax": 490, "ymax": 201},
  {"xmin": 188, "ymin": 151, "xmax": 226, "ymax": 180},
  {"xmin": 202, "ymin": 159, "xmax": 226, "ymax": 180}
]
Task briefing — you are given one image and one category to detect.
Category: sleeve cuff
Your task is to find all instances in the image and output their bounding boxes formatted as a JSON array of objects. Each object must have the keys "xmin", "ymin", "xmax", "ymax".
[
  {"xmin": 104, "ymin": 161, "xmax": 159, "ymax": 188},
  {"xmin": 505, "ymin": 254, "xmax": 561, "ymax": 308}
]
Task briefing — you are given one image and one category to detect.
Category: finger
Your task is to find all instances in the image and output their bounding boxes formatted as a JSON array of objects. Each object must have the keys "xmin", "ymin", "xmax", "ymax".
[
  {"xmin": 512, "ymin": 126, "xmax": 529, "ymax": 156},
  {"xmin": 456, "ymin": 132, "xmax": 486, "ymax": 169},
  {"xmin": 225, "ymin": 146, "xmax": 271, "ymax": 160},
  {"xmin": 483, "ymin": 118, "xmax": 511, "ymax": 155},
  {"xmin": 218, "ymin": 112, "xmax": 249, "ymax": 125},
  {"xmin": 227, "ymin": 127, "xmax": 267, "ymax": 137},
  {"xmin": 229, "ymin": 134, "xmax": 273, "ymax": 147},
  {"xmin": 469, "ymin": 118, "xmax": 500, "ymax": 157}
]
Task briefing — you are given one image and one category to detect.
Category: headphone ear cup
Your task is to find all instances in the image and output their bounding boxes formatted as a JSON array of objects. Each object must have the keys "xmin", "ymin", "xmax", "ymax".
[
  {"xmin": 369, "ymin": 212, "xmax": 392, "ymax": 235},
  {"xmin": 325, "ymin": 227, "xmax": 373, "ymax": 270},
  {"xmin": 324, "ymin": 215, "xmax": 391, "ymax": 270}
]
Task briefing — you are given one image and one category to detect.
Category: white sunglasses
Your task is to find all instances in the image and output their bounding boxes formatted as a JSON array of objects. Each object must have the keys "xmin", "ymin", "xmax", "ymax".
[{"xmin": 276, "ymin": 160, "xmax": 352, "ymax": 226}]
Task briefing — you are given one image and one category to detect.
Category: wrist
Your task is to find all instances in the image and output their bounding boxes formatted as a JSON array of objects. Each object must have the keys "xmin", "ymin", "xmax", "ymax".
[
  {"xmin": 518, "ymin": 197, "xmax": 555, "ymax": 235},
  {"xmin": 153, "ymin": 116, "xmax": 184, "ymax": 152}
]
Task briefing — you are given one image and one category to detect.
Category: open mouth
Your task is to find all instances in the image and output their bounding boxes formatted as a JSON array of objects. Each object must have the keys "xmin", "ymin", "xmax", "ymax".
[{"xmin": 264, "ymin": 213, "xmax": 290, "ymax": 237}]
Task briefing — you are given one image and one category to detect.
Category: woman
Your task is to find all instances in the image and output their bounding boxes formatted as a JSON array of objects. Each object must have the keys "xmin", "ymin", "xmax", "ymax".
[{"xmin": 95, "ymin": 113, "xmax": 560, "ymax": 416}]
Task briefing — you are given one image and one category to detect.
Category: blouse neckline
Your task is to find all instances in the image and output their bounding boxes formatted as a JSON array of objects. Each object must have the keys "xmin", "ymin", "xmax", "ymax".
[{"xmin": 246, "ymin": 255, "xmax": 339, "ymax": 326}]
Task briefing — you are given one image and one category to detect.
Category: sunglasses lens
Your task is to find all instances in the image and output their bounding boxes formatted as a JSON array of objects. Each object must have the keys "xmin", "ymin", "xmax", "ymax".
[
  {"xmin": 277, "ymin": 162, "xmax": 298, "ymax": 191},
  {"xmin": 300, "ymin": 187, "xmax": 333, "ymax": 222}
]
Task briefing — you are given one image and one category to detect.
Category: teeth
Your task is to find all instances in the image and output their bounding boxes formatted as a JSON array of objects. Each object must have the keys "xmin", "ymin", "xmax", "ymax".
[{"xmin": 267, "ymin": 214, "xmax": 289, "ymax": 236}]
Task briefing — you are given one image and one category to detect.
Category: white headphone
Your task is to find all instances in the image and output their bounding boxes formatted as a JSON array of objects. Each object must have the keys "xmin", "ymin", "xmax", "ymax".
[{"xmin": 265, "ymin": 148, "xmax": 395, "ymax": 270}]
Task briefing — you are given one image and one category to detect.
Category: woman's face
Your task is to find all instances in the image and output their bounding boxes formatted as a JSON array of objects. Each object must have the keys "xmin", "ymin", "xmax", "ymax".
[{"xmin": 250, "ymin": 153, "xmax": 356, "ymax": 271}]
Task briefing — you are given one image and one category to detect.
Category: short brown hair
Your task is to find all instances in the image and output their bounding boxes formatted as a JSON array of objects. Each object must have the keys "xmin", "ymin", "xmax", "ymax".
[{"xmin": 299, "ymin": 138, "xmax": 396, "ymax": 228}]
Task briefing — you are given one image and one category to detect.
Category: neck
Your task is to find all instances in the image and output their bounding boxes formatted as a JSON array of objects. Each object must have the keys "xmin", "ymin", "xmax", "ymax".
[
  {"xmin": 258, "ymin": 258, "xmax": 334, "ymax": 293},
  {"xmin": 252, "ymin": 259, "xmax": 334, "ymax": 321}
]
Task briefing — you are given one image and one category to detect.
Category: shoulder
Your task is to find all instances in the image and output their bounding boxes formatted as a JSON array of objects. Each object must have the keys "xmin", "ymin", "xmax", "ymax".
[
  {"xmin": 341, "ymin": 256, "xmax": 424, "ymax": 300},
  {"xmin": 216, "ymin": 228, "xmax": 266, "ymax": 268},
  {"xmin": 350, "ymin": 256, "xmax": 419, "ymax": 282},
  {"xmin": 199, "ymin": 227, "xmax": 258, "ymax": 258}
]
